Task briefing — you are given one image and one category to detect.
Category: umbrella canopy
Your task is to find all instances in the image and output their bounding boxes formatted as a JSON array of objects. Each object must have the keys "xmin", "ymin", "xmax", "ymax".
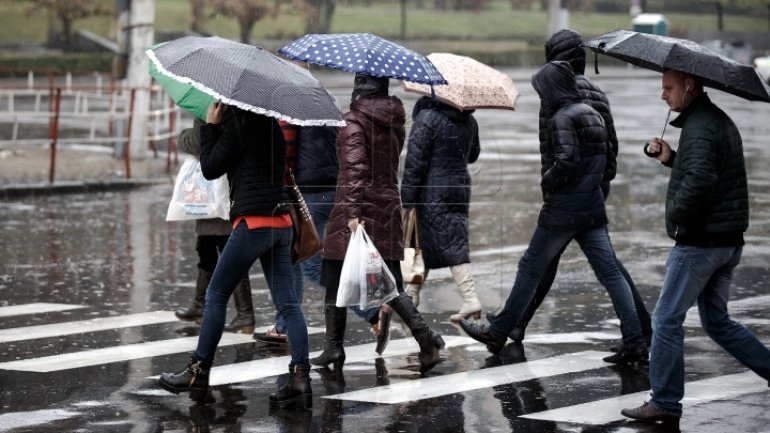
[
  {"xmin": 583, "ymin": 29, "xmax": 770, "ymax": 103},
  {"xmin": 146, "ymin": 36, "xmax": 344, "ymax": 126},
  {"xmin": 278, "ymin": 33, "xmax": 447, "ymax": 85},
  {"xmin": 401, "ymin": 53, "xmax": 520, "ymax": 110}
]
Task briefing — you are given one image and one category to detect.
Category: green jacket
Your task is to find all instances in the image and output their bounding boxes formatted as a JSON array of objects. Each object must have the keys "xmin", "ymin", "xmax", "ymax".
[{"xmin": 663, "ymin": 93, "xmax": 748, "ymax": 246}]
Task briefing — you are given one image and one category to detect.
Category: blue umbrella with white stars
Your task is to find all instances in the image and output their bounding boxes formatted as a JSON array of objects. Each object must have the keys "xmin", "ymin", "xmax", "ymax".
[{"xmin": 278, "ymin": 33, "xmax": 448, "ymax": 85}]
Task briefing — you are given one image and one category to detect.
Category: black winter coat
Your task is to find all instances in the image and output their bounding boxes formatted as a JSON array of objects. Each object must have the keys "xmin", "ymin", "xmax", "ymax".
[
  {"xmin": 401, "ymin": 98, "xmax": 480, "ymax": 269},
  {"xmin": 199, "ymin": 107, "xmax": 288, "ymax": 221},
  {"xmin": 533, "ymin": 62, "xmax": 608, "ymax": 231},
  {"xmin": 542, "ymin": 29, "xmax": 618, "ymax": 197},
  {"xmin": 295, "ymin": 126, "xmax": 339, "ymax": 193},
  {"xmin": 663, "ymin": 93, "xmax": 748, "ymax": 246}
]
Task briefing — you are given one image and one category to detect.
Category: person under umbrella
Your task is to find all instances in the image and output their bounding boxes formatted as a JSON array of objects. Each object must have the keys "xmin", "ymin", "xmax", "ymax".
[
  {"xmin": 311, "ymin": 73, "xmax": 445, "ymax": 374},
  {"xmin": 620, "ymin": 70, "xmax": 770, "ymax": 426},
  {"xmin": 400, "ymin": 96, "xmax": 483, "ymax": 322},
  {"xmin": 158, "ymin": 101, "xmax": 312, "ymax": 408}
]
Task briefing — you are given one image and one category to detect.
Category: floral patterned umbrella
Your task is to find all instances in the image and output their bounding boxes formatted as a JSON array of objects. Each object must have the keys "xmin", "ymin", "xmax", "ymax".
[{"xmin": 401, "ymin": 53, "xmax": 519, "ymax": 110}]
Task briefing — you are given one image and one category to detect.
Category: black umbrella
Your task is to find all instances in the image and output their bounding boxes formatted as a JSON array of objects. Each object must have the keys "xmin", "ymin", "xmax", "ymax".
[{"xmin": 583, "ymin": 29, "xmax": 770, "ymax": 103}]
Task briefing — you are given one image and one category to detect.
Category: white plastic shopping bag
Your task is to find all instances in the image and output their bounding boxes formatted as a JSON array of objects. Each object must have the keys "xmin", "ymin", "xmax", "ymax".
[
  {"xmin": 166, "ymin": 156, "xmax": 229, "ymax": 221},
  {"xmin": 359, "ymin": 228, "xmax": 398, "ymax": 309},
  {"xmin": 336, "ymin": 226, "xmax": 365, "ymax": 308},
  {"xmin": 336, "ymin": 226, "xmax": 398, "ymax": 309}
]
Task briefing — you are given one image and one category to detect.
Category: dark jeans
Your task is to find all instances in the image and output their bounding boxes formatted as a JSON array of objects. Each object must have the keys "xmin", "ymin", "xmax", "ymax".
[
  {"xmin": 490, "ymin": 224, "xmax": 644, "ymax": 349},
  {"xmin": 195, "ymin": 222, "xmax": 308, "ymax": 366},
  {"xmin": 515, "ymin": 239, "xmax": 653, "ymax": 343}
]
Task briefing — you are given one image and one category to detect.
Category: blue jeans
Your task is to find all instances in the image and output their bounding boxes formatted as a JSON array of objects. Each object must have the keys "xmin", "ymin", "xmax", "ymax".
[
  {"xmin": 649, "ymin": 245, "xmax": 770, "ymax": 416},
  {"xmin": 490, "ymin": 224, "xmax": 643, "ymax": 349},
  {"xmin": 274, "ymin": 190, "xmax": 335, "ymax": 332},
  {"xmin": 195, "ymin": 222, "xmax": 308, "ymax": 366},
  {"xmin": 300, "ymin": 190, "xmax": 335, "ymax": 285}
]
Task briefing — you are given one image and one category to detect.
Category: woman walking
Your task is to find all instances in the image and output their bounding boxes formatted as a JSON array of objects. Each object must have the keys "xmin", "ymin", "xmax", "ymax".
[
  {"xmin": 401, "ymin": 96, "xmax": 483, "ymax": 321},
  {"xmin": 311, "ymin": 74, "xmax": 445, "ymax": 374},
  {"xmin": 159, "ymin": 102, "xmax": 311, "ymax": 408}
]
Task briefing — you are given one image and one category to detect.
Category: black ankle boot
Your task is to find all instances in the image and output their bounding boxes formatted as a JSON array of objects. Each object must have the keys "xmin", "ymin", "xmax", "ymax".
[
  {"xmin": 269, "ymin": 364, "xmax": 313, "ymax": 409},
  {"xmin": 310, "ymin": 304, "xmax": 347, "ymax": 370},
  {"xmin": 159, "ymin": 356, "xmax": 211, "ymax": 402},
  {"xmin": 388, "ymin": 293, "xmax": 445, "ymax": 375}
]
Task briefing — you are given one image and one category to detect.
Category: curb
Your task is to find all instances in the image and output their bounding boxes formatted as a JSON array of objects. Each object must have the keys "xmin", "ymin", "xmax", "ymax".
[{"xmin": 0, "ymin": 177, "xmax": 171, "ymax": 199}]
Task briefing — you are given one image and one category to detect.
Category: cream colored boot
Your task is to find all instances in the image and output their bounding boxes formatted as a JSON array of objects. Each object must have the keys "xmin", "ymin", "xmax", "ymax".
[
  {"xmin": 405, "ymin": 283, "xmax": 422, "ymax": 308},
  {"xmin": 449, "ymin": 263, "xmax": 482, "ymax": 322}
]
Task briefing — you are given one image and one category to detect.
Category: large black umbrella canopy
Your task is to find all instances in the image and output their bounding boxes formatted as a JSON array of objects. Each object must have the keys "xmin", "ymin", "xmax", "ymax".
[
  {"xmin": 147, "ymin": 36, "xmax": 344, "ymax": 126},
  {"xmin": 584, "ymin": 29, "xmax": 770, "ymax": 103}
]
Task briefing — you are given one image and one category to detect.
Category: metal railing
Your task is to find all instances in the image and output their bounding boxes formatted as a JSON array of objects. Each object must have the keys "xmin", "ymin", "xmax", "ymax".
[{"xmin": 0, "ymin": 72, "xmax": 183, "ymax": 182}]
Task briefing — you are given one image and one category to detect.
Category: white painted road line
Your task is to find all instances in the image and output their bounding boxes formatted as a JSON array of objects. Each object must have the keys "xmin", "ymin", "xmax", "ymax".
[
  {"xmin": 0, "ymin": 326, "xmax": 325, "ymax": 372},
  {"xmin": 0, "ymin": 311, "xmax": 179, "ymax": 343},
  {"xmin": 197, "ymin": 335, "xmax": 476, "ymax": 386},
  {"xmin": 324, "ymin": 350, "xmax": 610, "ymax": 404},
  {"xmin": 0, "ymin": 303, "xmax": 87, "ymax": 318},
  {"xmin": 521, "ymin": 371, "xmax": 768, "ymax": 425}
]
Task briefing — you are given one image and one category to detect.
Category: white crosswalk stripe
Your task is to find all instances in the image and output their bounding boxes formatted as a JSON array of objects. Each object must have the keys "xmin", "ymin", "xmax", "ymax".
[
  {"xmin": 521, "ymin": 371, "xmax": 768, "ymax": 424},
  {"xmin": 159, "ymin": 335, "xmax": 477, "ymax": 386},
  {"xmin": 0, "ymin": 326, "xmax": 325, "ymax": 372},
  {"xmin": 0, "ymin": 311, "xmax": 178, "ymax": 343},
  {"xmin": 0, "ymin": 303, "xmax": 87, "ymax": 318},
  {"xmin": 325, "ymin": 350, "xmax": 610, "ymax": 404}
]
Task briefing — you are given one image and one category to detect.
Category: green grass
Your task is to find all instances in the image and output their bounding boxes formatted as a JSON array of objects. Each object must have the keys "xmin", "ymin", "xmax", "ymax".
[{"xmin": 1, "ymin": 0, "xmax": 767, "ymax": 45}]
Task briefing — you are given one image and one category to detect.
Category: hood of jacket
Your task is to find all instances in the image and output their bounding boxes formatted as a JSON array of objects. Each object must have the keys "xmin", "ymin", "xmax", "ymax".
[
  {"xmin": 412, "ymin": 96, "xmax": 470, "ymax": 123},
  {"xmin": 349, "ymin": 94, "xmax": 405, "ymax": 130},
  {"xmin": 532, "ymin": 61, "xmax": 582, "ymax": 112},
  {"xmin": 545, "ymin": 29, "xmax": 586, "ymax": 75}
]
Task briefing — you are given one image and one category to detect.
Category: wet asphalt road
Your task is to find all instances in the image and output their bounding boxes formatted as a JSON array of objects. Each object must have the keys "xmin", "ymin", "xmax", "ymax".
[{"xmin": 2, "ymin": 67, "xmax": 770, "ymax": 432}]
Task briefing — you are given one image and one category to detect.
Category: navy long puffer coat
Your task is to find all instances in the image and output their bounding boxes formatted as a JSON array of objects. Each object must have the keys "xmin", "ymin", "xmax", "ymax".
[{"xmin": 401, "ymin": 97, "xmax": 480, "ymax": 269}]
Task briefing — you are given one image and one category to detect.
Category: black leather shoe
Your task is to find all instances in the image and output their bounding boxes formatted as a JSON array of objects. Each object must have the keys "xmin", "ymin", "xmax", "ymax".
[
  {"xmin": 459, "ymin": 319, "xmax": 506, "ymax": 354},
  {"xmin": 621, "ymin": 402, "xmax": 679, "ymax": 425},
  {"xmin": 159, "ymin": 356, "xmax": 211, "ymax": 403},
  {"xmin": 485, "ymin": 313, "xmax": 524, "ymax": 342},
  {"xmin": 603, "ymin": 346, "xmax": 648, "ymax": 364}
]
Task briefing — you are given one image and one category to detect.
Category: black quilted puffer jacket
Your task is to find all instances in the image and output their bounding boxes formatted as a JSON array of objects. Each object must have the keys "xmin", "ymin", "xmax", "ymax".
[
  {"xmin": 542, "ymin": 28, "xmax": 618, "ymax": 197},
  {"xmin": 401, "ymin": 97, "xmax": 480, "ymax": 269},
  {"xmin": 533, "ymin": 61, "xmax": 608, "ymax": 232}
]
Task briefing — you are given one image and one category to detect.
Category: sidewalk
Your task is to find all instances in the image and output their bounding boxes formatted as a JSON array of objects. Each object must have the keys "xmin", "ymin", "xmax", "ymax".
[{"xmin": 0, "ymin": 144, "xmax": 173, "ymax": 198}]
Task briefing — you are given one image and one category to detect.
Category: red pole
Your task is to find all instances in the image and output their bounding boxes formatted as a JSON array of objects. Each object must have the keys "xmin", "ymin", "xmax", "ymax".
[
  {"xmin": 148, "ymin": 86, "xmax": 158, "ymax": 158},
  {"xmin": 166, "ymin": 96, "xmax": 176, "ymax": 173},
  {"xmin": 48, "ymin": 88, "xmax": 62, "ymax": 184},
  {"xmin": 125, "ymin": 88, "xmax": 136, "ymax": 179}
]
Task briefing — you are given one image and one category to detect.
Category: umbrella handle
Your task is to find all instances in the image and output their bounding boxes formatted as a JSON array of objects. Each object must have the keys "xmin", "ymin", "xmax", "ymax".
[{"xmin": 643, "ymin": 109, "xmax": 671, "ymax": 158}]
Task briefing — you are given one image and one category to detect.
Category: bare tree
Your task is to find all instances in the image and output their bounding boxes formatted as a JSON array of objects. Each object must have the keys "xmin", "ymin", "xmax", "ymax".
[
  {"xmin": 300, "ymin": 0, "xmax": 336, "ymax": 33},
  {"xmin": 189, "ymin": 0, "xmax": 207, "ymax": 33},
  {"xmin": 209, "ymin": 0, "xmax": 275, "ymax": 44},
  {"xmin": 10, "ymin": 0, "xmax": 112, "ymax": 51}
]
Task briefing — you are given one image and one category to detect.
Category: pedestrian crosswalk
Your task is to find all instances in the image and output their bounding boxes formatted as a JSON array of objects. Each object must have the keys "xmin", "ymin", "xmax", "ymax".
[{"xmin": 1, "ymin": 301, "xmax": 768, "ymax": 431}]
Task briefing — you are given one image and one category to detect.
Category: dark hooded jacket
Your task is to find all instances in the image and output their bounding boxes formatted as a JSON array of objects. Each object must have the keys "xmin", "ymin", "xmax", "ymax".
[
  {"xmin": 532, "ymin": 61, "xmax": 608, "ymax": 231},
  {"xmin": 401, "ymin": 97, "xmax": 480, "ymax": 269},
  {"xmin": 200, "ymin": 107, "xmax": 288, "ymax": 221},
  {"xmin": 295, "ymin": 126, "xmax": 339, "ymax": 194},
  {"xmin": 323, "ymin": 95, "xmax": 406, "ymax": 261},
  {"xmin": 543, "ymin": 29, "xmax": 618, "ymax": 197}
]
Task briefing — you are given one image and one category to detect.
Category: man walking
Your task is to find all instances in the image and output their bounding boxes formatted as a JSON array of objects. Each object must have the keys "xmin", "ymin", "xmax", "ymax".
[
  {"xmin": 621, "ymin": 69, "xmax": 770, "ymax": 425},
  {"xmin": 460, "ymin": 61, "xmax": 647, "ymax": 362}
]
